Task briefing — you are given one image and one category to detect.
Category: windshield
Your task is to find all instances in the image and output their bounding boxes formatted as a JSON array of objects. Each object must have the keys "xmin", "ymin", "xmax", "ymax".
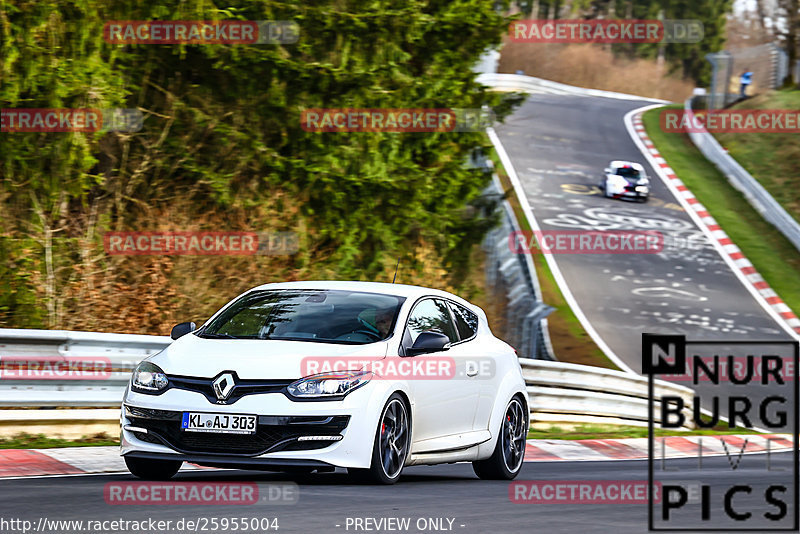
[
  {"xmin": 615, "ymin": 166, "xmax": 642, "ymax": 179},
  {"xmin": 198, "ymin": 289, "xmax": 405, "ymax": 344}
]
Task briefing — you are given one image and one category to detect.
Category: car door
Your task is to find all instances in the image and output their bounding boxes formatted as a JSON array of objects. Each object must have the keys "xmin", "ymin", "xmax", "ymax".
[
  {"xmin": 403, "ymin": 298, "xmax": 480, "ymax": 446},
  {"xmin": 447, "ymin": 301, "xmax": 498, "ymax": 432}
]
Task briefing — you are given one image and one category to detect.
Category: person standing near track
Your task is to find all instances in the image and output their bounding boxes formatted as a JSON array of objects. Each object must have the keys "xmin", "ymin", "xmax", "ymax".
[{"xmin": 739, "ymin": 68, "xmax": 753, "ymax": 98}]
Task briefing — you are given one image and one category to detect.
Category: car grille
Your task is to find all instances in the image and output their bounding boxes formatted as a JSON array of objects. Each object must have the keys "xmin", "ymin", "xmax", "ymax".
[
  {"xmin": 168, "ymin": 375, "xmax": 293, "ymax": 404},
  {"xmin": 126, "ymin": 408, "xmax": 349, "ymax": 456}
]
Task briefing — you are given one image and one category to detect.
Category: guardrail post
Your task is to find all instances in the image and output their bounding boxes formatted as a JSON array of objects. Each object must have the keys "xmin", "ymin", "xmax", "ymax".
[
  {"xmin": 705, "ymin": 51, "xmax": 732, "ymax": 110},
  {"xmin": 524, "ymin": 304, "xmax": 555, "ymax": 360}
]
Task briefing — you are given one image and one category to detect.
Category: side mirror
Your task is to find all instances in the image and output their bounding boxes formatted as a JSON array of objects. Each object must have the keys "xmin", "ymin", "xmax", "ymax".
[
  {"xmin": 171, "ymin": 321, "xmax": 196, "ymax": 340},
  {"xmin": 407, "ymin": 331, "xmax": 451, "ymax": 356},
  {"xmin": 604, "ymin": 167, "xmax": 612, "ymax": 174}
]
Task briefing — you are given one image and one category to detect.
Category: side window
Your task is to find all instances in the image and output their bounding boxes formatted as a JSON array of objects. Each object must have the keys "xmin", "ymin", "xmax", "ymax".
[
  {"xmin": 405, "ymin": 299, "xmax": 459, "ymax": 345},
  {"xmin": 450, "ymin": 303, "xmax": 478, "ymax": 341}
]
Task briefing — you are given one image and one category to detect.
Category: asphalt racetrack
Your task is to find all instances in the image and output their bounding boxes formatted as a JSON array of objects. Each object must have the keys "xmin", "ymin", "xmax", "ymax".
[
  {"xmin": 0, "ymin": 453, "xmax": 795, "ymax": 533},
  {"xmin": 494, "ymin": 94, "xmax": 793, "ymax": 373}
]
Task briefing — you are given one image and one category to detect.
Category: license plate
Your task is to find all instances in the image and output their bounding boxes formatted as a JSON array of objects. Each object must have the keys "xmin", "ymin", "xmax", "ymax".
[{"xmin": 181, "ymin": 412, "xmax": 257, "ymax": 434}]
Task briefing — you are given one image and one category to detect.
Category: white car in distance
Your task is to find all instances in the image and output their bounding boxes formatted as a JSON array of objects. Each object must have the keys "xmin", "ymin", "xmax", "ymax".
[{"xmin": 600, "ymin": 160, "xmax": 650, "ymax": 202}]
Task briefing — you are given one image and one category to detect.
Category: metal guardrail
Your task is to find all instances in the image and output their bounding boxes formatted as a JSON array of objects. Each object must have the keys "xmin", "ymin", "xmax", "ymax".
[
  {"xmin": 476, "ymin": 73, "xmax": 670, "ymax": 103},
  {"xmin": 0, "ymin": 328, "xmax": 171, "ymax": 358},
  {"xmin": 685, "ymin": 97, "xmax": 800, "ymax": 254},
  {"xmin": 482, "ymin": 172, "xmax": 556, "ymax": 360},
  {"xmin": 521, "ymin": 360, "xmax": 694, "ymax": 428},
  {"xmin": 0, "ymin": 329, "xmax": 169, "ymax": 408},
  {"xmin": 0, "ymin": 329, "xmax": 693, "ymax": 428}
]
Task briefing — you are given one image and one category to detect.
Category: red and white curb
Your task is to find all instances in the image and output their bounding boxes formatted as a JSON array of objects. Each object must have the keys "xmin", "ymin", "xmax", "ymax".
[
  {"xmin": 0, "ymin": 435, "xmax": 793, "ymax": 477},
  {"xmin": 0, "ymin": 447, "xmax": 210, "ymax": 478},
  {"xmin": 524, "ymin": 434, "xmax": 794, "ymax": 462},
  {"xmin": 629, "ymin": 111, "xmax": 800, "ymax": 336}
]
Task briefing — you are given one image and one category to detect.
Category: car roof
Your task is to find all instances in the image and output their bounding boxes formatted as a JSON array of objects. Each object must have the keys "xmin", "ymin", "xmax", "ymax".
[
  {"xmin": 609, "ymin": 160, "xmax": 645, "ymax": 171},
  {"xmin": 246, "ymin": 280, "xmax": 471, "ymax": 306}
]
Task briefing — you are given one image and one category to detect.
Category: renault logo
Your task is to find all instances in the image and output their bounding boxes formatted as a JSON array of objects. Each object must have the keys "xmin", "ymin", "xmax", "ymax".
[{"xmin": 212, "ymin": 373, "xmax": 235, "ymax": 401}]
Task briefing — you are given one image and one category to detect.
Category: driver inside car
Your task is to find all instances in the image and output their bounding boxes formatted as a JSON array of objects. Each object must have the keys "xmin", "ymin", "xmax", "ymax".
[{"xmin": 358, "ymin": 307, "xmax": 395, "ymax": 338}]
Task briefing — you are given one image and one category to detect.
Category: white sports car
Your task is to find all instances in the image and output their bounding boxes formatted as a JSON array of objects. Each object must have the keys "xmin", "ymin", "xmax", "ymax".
[
  {"xmin": 599, "ymin": 160, "xmax": 650, "ymax": 202},
  {"xmin": 121, "ymin": 281, "xmax": 529, "ymax": 484}
]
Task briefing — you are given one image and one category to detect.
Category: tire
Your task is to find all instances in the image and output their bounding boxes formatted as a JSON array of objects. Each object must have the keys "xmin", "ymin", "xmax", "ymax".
[
  {"xmin": 125, "ymin": 456, "xmax": 182, "ymax": 480},
  {"xmin": 348, "ymin": 393, "xmax": 410, "ymax": 485},
  {"xmin": 473, "ymin": 396, "xmax": 527, "ymax": 480}
]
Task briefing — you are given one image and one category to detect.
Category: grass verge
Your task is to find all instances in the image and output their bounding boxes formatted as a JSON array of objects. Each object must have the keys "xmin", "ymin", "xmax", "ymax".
[
  {"xmin": 643, "ymin": 105, "xmax": 800, "ymax": 317},
  {"xmin": 0, "ymin": 432, "xmax": 118, "ymax": 449},
  {"xmin": 715, "ymin": 90, "xmax": 800, "ymax": 220},
  {"xmin": 527, "ymin": 424, "xmax": 761, "ymax": 440}
]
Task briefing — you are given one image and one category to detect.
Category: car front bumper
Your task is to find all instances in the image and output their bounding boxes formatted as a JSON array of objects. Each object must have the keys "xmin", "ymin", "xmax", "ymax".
[
  {"xmin": 120, "ymin": 383, "xmax": 387, "ymax": 470},
  {"xmin": 616, "ymin": 189, "xmax": 649, "ymax": 199}
]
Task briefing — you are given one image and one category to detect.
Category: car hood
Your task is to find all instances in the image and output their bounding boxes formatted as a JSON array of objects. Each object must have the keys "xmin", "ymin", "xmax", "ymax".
[
  {"xmin": 146, "ymin": 334, "xmax": 390, "ymax": 380},
  {"xmin": 608, "ymin": 174, "xmax": 647, "ymax": 185}
]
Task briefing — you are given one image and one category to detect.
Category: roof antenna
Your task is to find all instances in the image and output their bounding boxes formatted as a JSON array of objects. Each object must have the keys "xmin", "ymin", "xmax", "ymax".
[{"xmin": 392, "ymin": 259, "xmax": 400, "ymax": 283}]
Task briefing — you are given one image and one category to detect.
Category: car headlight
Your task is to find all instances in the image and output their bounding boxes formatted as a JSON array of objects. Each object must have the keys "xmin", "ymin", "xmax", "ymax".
[
  {"xmin": 635, "ymin": 185, "xmax": 649, "ymax": 192},
  {"xmin": 131, "ymin": 362, "xmax": 169, "ymax": 393},
  {"xmin": 287, "ymin": 371, "xmax": 371, "ymax": 399}
]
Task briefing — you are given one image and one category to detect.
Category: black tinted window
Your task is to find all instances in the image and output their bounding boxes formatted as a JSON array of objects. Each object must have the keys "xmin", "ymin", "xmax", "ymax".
[
  {"xmin": 450, "ymin": 303, "xmax": 478, "ymax": 340},
  {"xmin": 200, "ymin": 289, "xmax": 404, "ymax": 344},
  {"xmin": 406, "ymin": 299, "xmax": 458, "ymax": 344},
  {"xmin": 616, "ymin": 167, "xmax": 641, "ymax": 179}
]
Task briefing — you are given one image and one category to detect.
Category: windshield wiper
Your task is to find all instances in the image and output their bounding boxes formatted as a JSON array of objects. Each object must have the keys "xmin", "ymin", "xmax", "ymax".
[{"xmin": 198, "ymin": 332, "xmax": 239, "ymax": 339}]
